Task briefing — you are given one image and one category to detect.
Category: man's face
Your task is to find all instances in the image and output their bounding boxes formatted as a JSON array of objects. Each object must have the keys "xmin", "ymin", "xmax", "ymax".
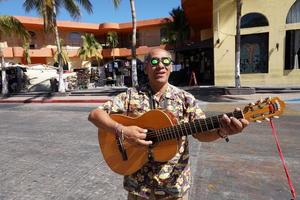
[{"xmin": 144, "ymin": 49, "xmax": 172, "ymax": 86}]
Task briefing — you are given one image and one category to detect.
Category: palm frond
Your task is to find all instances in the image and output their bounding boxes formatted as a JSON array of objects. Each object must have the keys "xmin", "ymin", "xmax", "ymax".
[
  {"xmin": 106, "ymin": 31, "xmax": 119, "ymax": 48},
  {"xmin": 23, "ymin": 0, "xmax": 93, "ymax": 29},
  {"xmin": 112, "ymin": 0, "xmax": 121, "ymax": 8},
  {"xmin": 75, "ymin": 0, "xmax": 93, "ymax": 14},
  {"xmin": 166, "ymin": 6, "xmax": 190, "ymax": 45},
  {"xmin": 54, "ymin": 38, "xmax": 70, "ymax": 65},
  {"xmin": 77, "ymin": 33, "xmax": 102, "ymax": 61},
  {"xmin": 63, "ymin": 0, "xmax": 81, "ymax": 20},
  {"xmin": 0, "ymin": 15, "xmax": 30, "ymax": 42},
  {"xmin": 23, "ymin": 0, "xmax": 40, "ymax": 13},
  {"xmin": 23, "ymin": 42, "xmax": 31, "ymax": 64}
]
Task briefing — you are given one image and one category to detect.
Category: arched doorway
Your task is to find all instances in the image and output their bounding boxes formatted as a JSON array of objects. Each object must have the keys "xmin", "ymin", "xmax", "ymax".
[{"xmin": 285, "ymin": 0, "xmax": 300, "ymax": 70}]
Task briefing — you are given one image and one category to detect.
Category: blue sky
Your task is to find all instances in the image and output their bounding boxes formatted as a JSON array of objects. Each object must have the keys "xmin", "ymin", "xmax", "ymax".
[{"xmin": 0, "ymin": 0, "xmax": 181, "ymax": 23}]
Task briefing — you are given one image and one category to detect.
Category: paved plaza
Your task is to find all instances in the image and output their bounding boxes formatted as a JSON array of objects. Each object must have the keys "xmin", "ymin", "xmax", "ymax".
[{"xmin": 0, "ymin": 100, "xmax": 299, "ymax": 200}]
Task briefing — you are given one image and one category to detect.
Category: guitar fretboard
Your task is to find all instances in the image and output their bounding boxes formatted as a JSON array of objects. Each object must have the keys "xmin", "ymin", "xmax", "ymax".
[{"xmin": 145, "ymin": 110, "xmax": 243, "ymax": 142}]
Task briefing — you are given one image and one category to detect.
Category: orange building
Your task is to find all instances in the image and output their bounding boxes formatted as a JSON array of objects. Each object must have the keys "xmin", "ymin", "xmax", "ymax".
[{"xmin": 0, "ymin": 16, "xmax": 171, "ymax": 68}]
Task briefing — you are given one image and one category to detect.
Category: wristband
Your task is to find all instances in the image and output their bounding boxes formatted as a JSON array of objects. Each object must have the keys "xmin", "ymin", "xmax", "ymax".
[
  {"xmin": 114, "ymin": 122, "xmax": 124, "ymax": 139},
  {"xmin": 217, "ymin": 129, "xmax": 229, "ymax": 142}
]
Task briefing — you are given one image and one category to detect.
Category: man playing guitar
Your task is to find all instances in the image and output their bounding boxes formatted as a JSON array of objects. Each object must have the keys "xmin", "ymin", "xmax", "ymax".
[{"xmin": 89, "ymin": 48, "xmax": 249, "ymax": 200}]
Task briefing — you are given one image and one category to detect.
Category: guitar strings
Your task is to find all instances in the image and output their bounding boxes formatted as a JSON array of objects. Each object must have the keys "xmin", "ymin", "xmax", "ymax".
[
  {"xmin": 146, "ymin": 115, "xmax": 221, "ymax": 140},
  {"xmin": 145, "ymin": 111, "xmax": 243, "ymax": 142}
]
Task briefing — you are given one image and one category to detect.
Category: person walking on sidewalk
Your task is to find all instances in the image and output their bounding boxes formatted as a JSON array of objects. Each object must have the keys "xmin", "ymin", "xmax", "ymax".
[{"xmin": 88, "ymin": 48, "xmax": 249, "ymax": 200}]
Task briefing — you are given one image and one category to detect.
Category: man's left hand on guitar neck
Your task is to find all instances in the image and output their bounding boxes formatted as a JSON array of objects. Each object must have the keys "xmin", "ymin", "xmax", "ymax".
[{"xmin": 193, "ymin": 108, "xmax": 249, "ymax": 142}]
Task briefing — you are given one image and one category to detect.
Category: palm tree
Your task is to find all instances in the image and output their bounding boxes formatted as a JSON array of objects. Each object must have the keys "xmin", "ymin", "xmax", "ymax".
[
  {"xmin": 23, "ymin": 0, "xmax": 93, "ymax": 93},
  {"xmin": 106, "ymin": 31, "xmax": 119, "ymax": 61},
  {"xmin": 78, "ymin": 33, "xmax": 102, "ymax": 88},
  {"xmin": 112, "ymin": 0, "xmax": 138, "ymax": 87},
  {"xmin": 23, "ymin": 42, "xmax": 31, "ymax": 64},
  {"xmin": 54, "ymin": 38, "xmax": 70, "ymax": 68},
  {"xmin": 163, "ymin": 6, "xmax": 190, "ymax": 47},
  {"xmin": 0, "ymin": 15, "xmax": 30, "ymax": 95},
  {"xmin": 78, "ymin": 33, "xmax": 102, "ymax": 63}
]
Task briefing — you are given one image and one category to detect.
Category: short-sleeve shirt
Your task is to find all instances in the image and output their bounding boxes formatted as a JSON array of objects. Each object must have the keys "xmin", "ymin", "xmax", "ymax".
[{"xmin": 99, "ymin": 83, "xmax": 205, "ymax": 199}]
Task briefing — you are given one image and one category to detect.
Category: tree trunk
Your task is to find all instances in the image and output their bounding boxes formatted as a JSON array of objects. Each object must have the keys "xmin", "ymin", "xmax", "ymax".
[
  {"xmin": 1, "ymin": 52, "xmax": 8, "ymax": 95},
  {"xmin": 112, "ymin": 40, "xmax": 115, "ymax": 61},
  {"xmin": 52, "ymin": 1, "xmax": 65, "ymax": 93},
  {"xmin": 130, "ymin": 0, "xmax": 138, "ymax": 87},
  {"xmin": 235, "ymin": 0, "xmax": 242, "ymax": 88}
]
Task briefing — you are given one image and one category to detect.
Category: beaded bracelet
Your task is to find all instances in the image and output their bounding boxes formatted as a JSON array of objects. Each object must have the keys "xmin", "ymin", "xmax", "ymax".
[{"xmin": 114, "ymin": 122, "xmax": 124, "ymax": 139}]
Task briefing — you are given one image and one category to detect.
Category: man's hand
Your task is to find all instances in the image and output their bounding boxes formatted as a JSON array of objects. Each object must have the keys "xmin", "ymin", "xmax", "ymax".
[
  {"xmin": 122, "ymin": 125, "xmax": 152, "ymax": 146},
  {"xmin": 219, "ymin": 108, "xmax": 249, "ymax": 136}
]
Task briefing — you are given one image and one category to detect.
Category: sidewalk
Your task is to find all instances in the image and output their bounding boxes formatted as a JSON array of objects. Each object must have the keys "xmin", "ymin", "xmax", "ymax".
[
  {"xmin": 0, "ymin": 87, "xmax": 299, "ymax": 104},
  {"xmin": 0, "ymin": 95, "xmax": 111, "ymax": 103}
]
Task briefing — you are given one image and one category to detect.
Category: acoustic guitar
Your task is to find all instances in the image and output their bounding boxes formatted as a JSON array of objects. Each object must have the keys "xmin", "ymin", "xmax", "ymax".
[{"xmin": 98, "ymin": 97, "xmax": 285, "ymax": 175}]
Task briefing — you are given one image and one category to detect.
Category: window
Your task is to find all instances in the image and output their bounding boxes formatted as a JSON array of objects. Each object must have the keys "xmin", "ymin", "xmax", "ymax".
[
  {"xmin": 29, "ymin": 31, "xmax": 37, "ymax": 49},
  {"xmin": 29, "ymin": 31, "xmax": 36, "ymax": 39},
  {"xmin": 285, "ymin": 1, "xmax": 300, "ymax": 69},
  {"xmin": 240, "ymin": 12, "xmax": 269, "ymax": 73},
  {"xmin": 285, "ymin": 30, "xmax": 300, "ymax": 69},
  {"xmin": 69, "ymin": 32, "xmax": 81, "ymax": 46},
  {"xmin": 241, "ymin": 13, "xmax": 269, "ymax": 28},
  {"xmin": 240, "ymin": 33, "xmax": 269, "ymax": 73},
  {"xmin": 286, "ymin": 0, "xmax": 300, "ymax": 24}
]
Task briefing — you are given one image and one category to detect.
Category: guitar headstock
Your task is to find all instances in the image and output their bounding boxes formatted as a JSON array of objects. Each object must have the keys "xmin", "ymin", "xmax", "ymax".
[{"xmin": 243, "ymin": 97, "xmax": 285, "ymax": 122}]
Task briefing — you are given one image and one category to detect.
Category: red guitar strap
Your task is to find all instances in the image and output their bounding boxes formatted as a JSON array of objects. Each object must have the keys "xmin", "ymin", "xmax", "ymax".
[{"xmin": 269, "ymin": 119, "xmax": 296, "ymax": 200}]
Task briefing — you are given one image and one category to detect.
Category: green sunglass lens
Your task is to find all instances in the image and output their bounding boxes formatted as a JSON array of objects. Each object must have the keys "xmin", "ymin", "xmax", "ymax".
[
  {"xmin": 151, "ymin": 59, "xmax": 159, "ymax": 65},
  {"xmin": 150, "ymin": 57, "xmax": 171, "ymax": 66},
  {"xmin": 162, "ymin": 58, "xmax": 171, "ymax": 65}
]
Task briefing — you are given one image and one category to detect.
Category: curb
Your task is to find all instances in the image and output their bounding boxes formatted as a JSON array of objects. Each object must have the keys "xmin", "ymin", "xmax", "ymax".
[{"xmin": 0, "ymin": 99, "xmax": 110, "ymax": 104}]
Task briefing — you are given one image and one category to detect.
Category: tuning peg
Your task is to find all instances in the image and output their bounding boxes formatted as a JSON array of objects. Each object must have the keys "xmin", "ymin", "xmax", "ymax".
[
  {"xmin": 265, "ymin": 96, "xmax": 271, "ymax": 101},
  {"xmin": 273, "ymin": 116, "xmax": 279, "ymax": 119},
  {"xmin": 255, "ymin": 98, "xmax": 264, "ymax": 105},
  {"xmin": 264, "ymin": 117, "xmax": 270, "ymax": 121},
  {"xmin": 255, "ymin": 120, "xmax": 262, "ymax": 123}
]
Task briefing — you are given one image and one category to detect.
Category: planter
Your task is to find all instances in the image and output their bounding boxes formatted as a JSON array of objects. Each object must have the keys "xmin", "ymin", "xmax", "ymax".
[{"xmin": 225, "ymin": 87, "xmax": 255, "ymax": 95}]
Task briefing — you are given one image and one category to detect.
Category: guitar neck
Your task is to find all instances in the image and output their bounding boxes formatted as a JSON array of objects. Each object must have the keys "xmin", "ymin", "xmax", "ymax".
[{"xmin": 146, "ymin": 110, "xmax": 244, "ymax": 142}]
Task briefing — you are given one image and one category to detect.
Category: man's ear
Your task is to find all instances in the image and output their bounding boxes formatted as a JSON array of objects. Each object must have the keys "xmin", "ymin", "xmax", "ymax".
[{"xmin": 144, "ymin": 64, "xmax": 148, "ymax": 75}]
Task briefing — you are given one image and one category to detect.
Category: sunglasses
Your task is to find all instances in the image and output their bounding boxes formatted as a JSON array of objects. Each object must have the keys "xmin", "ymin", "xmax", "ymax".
[{"xmin": 150, "ymin": 57, "xmax": 172, "ymax": 67}]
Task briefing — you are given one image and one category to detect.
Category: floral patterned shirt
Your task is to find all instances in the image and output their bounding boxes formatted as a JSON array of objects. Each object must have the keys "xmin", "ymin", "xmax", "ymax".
[{"xmin": 99, "ymin": 84, "xmax": 205, "ymax": 199}]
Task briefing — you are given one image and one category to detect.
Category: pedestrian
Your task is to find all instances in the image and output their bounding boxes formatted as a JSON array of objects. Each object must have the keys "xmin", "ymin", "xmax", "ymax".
[{"xmin": 88, "ymin": 48, "xmax": 249, "ymax": 200}]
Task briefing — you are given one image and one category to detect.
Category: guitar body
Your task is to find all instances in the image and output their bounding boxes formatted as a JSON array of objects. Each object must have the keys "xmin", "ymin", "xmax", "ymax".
[{"xmin": 98, "ymin": 109, "xmax": 181, "ymax": 175}]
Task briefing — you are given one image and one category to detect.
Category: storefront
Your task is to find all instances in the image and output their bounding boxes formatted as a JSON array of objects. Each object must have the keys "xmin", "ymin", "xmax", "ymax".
[
  {"xmin": 101, "ymin": 58, "xmax": 145, "ymax": 87},
  {"xmin": 0, "ymin": 64, "xmax": 29, "ymax": 93},
  {"xmin": 171, "ymin": 39, "xmax": 214, "ymax": 86}
]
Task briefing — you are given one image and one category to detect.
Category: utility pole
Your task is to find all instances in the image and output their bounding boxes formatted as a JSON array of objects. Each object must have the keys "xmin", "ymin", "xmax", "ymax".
[
  {"xmin": 0, "ymin": 45, "xmax": 8, "ymax": 95},
  {"xmin": 235, "ymin": 0, "xmax": 242, "ymax": 88}
]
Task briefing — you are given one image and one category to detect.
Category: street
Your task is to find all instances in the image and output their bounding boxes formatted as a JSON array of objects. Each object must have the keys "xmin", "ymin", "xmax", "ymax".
[{"xmin": 0, "ymin": 102, "xmax": 299, "ymax": 200}]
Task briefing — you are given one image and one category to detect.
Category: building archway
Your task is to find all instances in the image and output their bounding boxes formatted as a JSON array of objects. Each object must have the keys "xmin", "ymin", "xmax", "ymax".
[
  {"xmin": 286, "ymin": 0, "xmax": 300, "ymax": 24},
  {"xmin": 240, "ymin": 12, "xmax": 269, "ymax": 73},
  {"xmin": 241, "ymin": 12, "xmax": 269, "ymax": 28}
]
